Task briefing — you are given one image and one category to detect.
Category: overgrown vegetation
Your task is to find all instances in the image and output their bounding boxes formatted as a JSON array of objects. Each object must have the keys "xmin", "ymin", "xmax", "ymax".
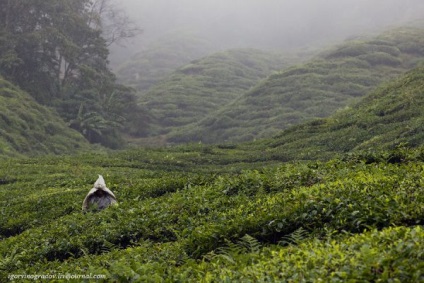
[
  {"xmin": 0, "ymin": 0, "xmax": 143, "ymax": 147},
  {"xmin": 169, "ymin": 26, "xmax": 424, "ymax": 143}
]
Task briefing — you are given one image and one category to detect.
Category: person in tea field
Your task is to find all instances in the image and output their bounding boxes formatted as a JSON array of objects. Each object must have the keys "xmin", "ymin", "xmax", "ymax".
[{"xmin": 82, "ymin": 175, "xmax": 117, "ymax": 212}]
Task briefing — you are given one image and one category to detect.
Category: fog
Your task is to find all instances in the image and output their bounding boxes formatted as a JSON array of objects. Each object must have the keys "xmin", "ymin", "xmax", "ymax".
[{"xmin": 109, "ymin": 0, "xmax": 424, "ymax": 65}]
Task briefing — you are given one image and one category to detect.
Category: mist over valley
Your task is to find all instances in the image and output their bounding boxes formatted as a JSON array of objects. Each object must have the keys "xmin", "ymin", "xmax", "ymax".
[
  {"xmin": 110, "ymin": 0, "xmax": 424, "ymax": 145},
  {"xmin": 111, "ymin": 0, "xmax": 424, "ymax": 64}
]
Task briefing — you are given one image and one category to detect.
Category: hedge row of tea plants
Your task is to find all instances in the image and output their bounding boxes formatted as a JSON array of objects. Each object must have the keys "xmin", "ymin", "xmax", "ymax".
[
  {"xmin": 169, "ymin": 225, "xmax": 424, "ymax": 282},
  {"xmin": 0, "ymin": 149, "xmax": 423, "ymax": 281}
]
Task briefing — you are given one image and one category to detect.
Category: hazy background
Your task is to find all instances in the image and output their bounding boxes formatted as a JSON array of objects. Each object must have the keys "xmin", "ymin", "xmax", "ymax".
[{"xmin": 109, "ymin": 0, "xmax": 424, "ymax": 66}]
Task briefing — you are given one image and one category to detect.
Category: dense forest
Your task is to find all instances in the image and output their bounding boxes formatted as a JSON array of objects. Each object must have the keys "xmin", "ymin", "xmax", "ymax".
[
  {"xmin": 0, "ymin": 0, "xmax": 143, "ymax": 148},
  {"xmin": 1, "ymin": 0, "xmax": 424, "ymax": 282}
]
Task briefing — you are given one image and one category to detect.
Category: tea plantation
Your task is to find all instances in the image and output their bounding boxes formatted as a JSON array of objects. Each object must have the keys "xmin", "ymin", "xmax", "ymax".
[
  {"xmin": 0, "ymin": 144, "xmax": 423, "ymax": 282},
  {"xmin": 2, "ymin": 3, "xmax": 424, "ymax": 282},
  {"xmin": 169, "ymin": 26, "xmax": 424, "ymax": 143}
]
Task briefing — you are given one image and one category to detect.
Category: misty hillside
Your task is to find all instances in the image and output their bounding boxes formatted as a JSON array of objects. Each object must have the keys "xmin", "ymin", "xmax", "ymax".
[
  {"xmin": 115, "ymin": 32, "xmax": 217, "ymax": 94},
  {"xmin": 250, "ymin": 66, "xmax": 424, "ymax": 161},
  {"xmin": 0, "ymin": 77, "xmax": 89, "ymax": 157},
  {"xmin": 138, "ymin": 48, "xmax": 294, "ymax": 136},
  {"xmin": 168, "ymin": 26, "xmax": 424, "ymax": 144}
]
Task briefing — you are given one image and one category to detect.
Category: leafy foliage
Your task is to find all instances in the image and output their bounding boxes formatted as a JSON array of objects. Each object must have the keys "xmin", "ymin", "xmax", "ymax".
[
  {"xmin": 0, "ymin": 146, "xmax": 423, "ymax": 281},
  {"xmin": 173, "ymin": 225, "xmax": 424, "ymax": 282},
  {"xmin": 0, "ymin": 0, "xmax": 143, "ymax": 147}
]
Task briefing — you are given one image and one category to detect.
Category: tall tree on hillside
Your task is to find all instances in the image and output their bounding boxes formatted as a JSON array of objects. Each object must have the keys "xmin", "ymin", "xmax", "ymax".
[
  {"xmin": 88, "ymin": 0, "xmax": 141, "ymax": 47},
  {"xmin": 0, "ymin": 0, "xmax": 144, "ymax": 147}
]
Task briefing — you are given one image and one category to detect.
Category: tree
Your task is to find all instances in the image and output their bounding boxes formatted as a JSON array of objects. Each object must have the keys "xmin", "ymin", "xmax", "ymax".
[
  {"xmin": 88, "ymin": 0, "xmax": 142, "ymax": 46},
  {"xmin": 0, "ymin": 0, "xmax": 145, "ymax": 147}
]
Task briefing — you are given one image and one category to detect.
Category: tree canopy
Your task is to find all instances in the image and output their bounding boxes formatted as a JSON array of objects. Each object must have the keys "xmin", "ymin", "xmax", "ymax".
[{"xmin": 0, "ymin": 0, "xmax": 144, "ymax": 147}]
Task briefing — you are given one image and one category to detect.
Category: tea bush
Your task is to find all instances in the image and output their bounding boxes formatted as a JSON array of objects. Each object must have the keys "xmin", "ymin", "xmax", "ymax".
[{"xmin": 0, "ymin": 148, "xmax": 423, "ymax": 281}]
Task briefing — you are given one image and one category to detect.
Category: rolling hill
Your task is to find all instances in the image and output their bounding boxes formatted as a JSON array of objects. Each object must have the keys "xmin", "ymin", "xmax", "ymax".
[
  {"xmin": 0, "ymin": 77, "xmax": 90, "ymax": 157},
  {"xmin": 245, "ymin": 65, "xmax": 424, "ymax": 162},
  {"xmin": 115, "ymin": 32, "xmax": 217, "ymax": 95},
  {"xmin": 169, "ymin": 26, "xmax": 424, "ymax": 143},
  {"xmin": 138, "ymin": 48, "xmax": 295, "ymax": 136}
]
